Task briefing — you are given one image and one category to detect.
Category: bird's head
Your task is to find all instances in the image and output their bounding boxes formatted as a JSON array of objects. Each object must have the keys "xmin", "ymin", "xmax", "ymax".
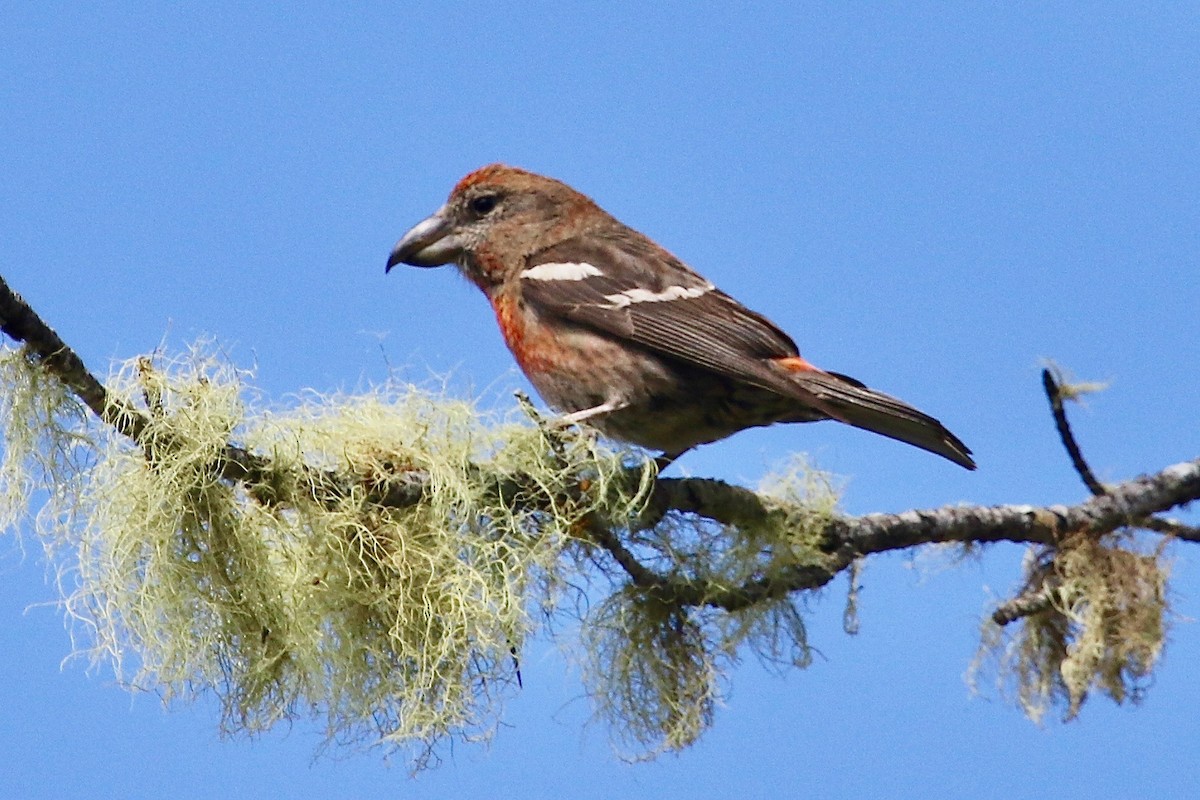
[{"xmin": 387, "ymin": 164, "xmax": 598, "ymax": 285}]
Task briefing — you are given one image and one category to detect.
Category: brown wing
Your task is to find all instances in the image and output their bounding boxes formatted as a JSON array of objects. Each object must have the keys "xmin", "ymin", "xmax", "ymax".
[
  {"xmin": 520, "ymin": 229, "xmax": 811, "ymax": 398},
  {"xmin": 520, "ymin": 227, "xmax": 976, "ymax": 469}
]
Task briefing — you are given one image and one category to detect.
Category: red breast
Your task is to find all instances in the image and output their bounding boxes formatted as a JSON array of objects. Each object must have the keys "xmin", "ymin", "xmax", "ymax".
[{"xmin": 491, "ymin": 292, "xmax": 548, "ymax": 374}]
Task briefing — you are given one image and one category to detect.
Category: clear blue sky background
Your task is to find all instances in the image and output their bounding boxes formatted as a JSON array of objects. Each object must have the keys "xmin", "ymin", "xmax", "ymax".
[{"xmin": 2, "ymin": 3, "xmax": 1198, "ymax": 797}]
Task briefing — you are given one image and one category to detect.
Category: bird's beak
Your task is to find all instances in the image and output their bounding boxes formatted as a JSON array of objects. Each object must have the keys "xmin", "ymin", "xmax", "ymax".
[{"xmin": 386, "ymin": 204, "xmax": 462, "ymax": 271}]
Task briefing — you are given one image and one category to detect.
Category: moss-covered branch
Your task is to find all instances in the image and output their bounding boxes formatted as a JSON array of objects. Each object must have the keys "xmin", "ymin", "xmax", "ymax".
[
  {"xmin": 2, "ymin": 272, "xmax": 1197, "ymax": 764},
  {"xmin": 4, "ymin": 274, "xmax": 1196, "ymax": 581}
]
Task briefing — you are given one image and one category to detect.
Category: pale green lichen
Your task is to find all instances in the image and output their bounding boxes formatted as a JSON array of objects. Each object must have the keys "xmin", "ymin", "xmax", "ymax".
[
  {"xmin": 0, "ymin": 346, "xmax": 91, "ymax": 535},
  {"xmin": 581, "ymin": 589, "xmax": 719, "ymax": 760},
  {"xmin": 2, "ymin": 345, "xmax": 656, "ymax": 766},
  {"xmin": 1042, "ymin": 359, "xmax": 1111, "ymax": 403},
  {"xmin": 0, "ymin": 342, "xmax": 862, "ymax": 765},
  {"xmin": 971, "ymin": 534, "xmax": 1170, "ymax": 723},
  {"xmin": 579, "ymin": 454, "xmax": 840, "ymax": 759}
]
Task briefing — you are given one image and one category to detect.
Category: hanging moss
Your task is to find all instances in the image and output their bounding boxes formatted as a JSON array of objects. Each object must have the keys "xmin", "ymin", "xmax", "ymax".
[
  {"xmin": 0, "ymin": 342, "xmax": 866, "ymax": 765},
  {"xmin": 578, "ymin": 455, "xmax": 839, "ymax": 759},
  {"xmin": 972, "ymin": 533, "xmax": 1170, "ymax": 723},
  {"xmin": 0, "ymin": 345, "xmax": 659, "ymax": 764}
]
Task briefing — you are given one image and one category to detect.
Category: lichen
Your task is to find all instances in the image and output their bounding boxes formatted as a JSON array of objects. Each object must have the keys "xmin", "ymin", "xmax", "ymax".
[
  {"xmin": 579, "ymin": 454, "xmax": 839, "ymax": 758},
  {"xmin": 971, "ymin": 533, "xmax": 1170, "ymax": 723},
  {"xmin": 0, "ymin": 342, "xmax": 854, "ymax": 766},
  {"xmin": 3, "ymin": 345, "xmax": 656, "ymax": 765}
]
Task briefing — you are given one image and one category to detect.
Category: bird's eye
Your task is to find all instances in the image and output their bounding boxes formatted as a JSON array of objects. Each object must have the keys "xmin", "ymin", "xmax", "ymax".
[{"xmin": 469, "ymin": 194, "xmax": 498, "ymax": 216}]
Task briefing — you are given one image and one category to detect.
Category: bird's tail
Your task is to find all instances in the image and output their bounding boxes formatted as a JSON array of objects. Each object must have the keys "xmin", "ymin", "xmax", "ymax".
[{"xmin": 789, "ymin": 369, "xmax": 976, "ymax": 470}]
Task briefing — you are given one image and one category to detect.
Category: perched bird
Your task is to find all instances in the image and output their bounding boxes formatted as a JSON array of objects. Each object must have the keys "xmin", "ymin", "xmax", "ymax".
[{"xmin": 387, "ymin": 165, "xmax": 975, "ymax": 470}]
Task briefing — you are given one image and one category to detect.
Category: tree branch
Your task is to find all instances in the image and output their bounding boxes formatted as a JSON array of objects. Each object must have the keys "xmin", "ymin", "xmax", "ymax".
[
  {"xmin": 1042, "ymin": 367, "xmax": 1106, "ymax": 495},
  {"xmin": 974, "ymin": 369, "xmax": 1200, "ymax": 627},
  {"xmin": 0, "ymin": 275, "xmax": 432, "ymax": 509},
  {"xmin": 1042, "ymin": 367, "xmax": 1200, "ymax": 542},
  {"xmin": 991, "ymin": 588, "xmax": 1055, "ymax": 626},
  {"xmin": 0, "ymin": 275, "xmax": 138, "ymax": 437},
  {"xmin": 646, "ymin": 458, "xmax": 1200, "ymax": 610},
  {"xmin": 3, "ymin": 273, "xmax": 1199, "ymax": 618}
]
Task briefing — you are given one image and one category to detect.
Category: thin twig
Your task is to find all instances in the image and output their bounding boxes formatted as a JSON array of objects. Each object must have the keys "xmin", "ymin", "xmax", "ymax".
[
  {"xmin": 991, "ymin": 589, "xmax": 1054, "ymax": 626},
  {"xmin": 1140, "ymin": 515, "xmax": 1200, "ymax": 542},
  {"xmin": 1042, "ymin": 367, "xmax": 1106, "ymax": 495},
  {"xmin": 986, "ymin": 368, "xmax": 1200, "ymax": 627},
  {"xmin": 1042, "ymin": 366, "xmax": 1200, "ymax": 542}
]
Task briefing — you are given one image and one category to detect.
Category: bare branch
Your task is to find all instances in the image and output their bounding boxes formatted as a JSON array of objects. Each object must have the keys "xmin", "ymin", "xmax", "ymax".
[
  {"xmin": 1139, "ymin": 515, "xmax": 1200, "ymax": 542},
  {"xmin": 1042, "ymin": 366, "xmax": 1200, "ymax": 541},
  {"xmin": 1042, "ymin": 367, "xmax": 1106, "ymax": 495},
  {"xmin": 649, "ymin": 458, "xmax": 1200, "ymax": 611},
  {"xmin": 991, "ymin": 589, "xmax": 1054, "ymax": 626}
]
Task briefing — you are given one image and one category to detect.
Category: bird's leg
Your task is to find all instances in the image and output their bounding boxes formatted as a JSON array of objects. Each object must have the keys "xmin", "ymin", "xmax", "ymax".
[{"xmin": 555, "ymin": 397, "xmax": 631, "ymax": 426}]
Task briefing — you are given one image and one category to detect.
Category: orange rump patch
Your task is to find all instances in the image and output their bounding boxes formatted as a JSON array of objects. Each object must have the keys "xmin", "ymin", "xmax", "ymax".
[{"xmin": 774, "ymin": 355, "xmax": 823, "ymax": 373}]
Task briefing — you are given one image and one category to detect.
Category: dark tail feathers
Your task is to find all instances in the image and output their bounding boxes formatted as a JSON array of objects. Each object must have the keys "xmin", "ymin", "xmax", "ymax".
[{"xmin": 795, "ymin": 370, "xmax": 976, "ymax": 470}]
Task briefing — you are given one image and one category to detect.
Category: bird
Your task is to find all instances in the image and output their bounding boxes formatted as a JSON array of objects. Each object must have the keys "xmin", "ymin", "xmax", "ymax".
[{"xmin": 387, "ymin": 164, "xmax": 975, "ymax": 470}]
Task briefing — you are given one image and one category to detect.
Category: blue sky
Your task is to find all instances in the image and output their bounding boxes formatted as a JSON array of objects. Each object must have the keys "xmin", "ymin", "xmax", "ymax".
[{"xmin": 2, "ymin": 3, "xmax": 1198, "ymax": 797}]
